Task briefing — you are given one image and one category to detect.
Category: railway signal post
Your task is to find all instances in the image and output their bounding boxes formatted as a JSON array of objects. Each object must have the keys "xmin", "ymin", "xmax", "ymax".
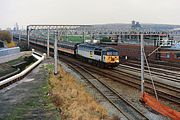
[
  {"xmin": 54, "ymin": 31, "xmax": 58, "ymax": 75},
  {"xmin": 141, "ymin": 34, "xmax": 144, "ymax": 98},
  {"xmin": 47, "ymin": 28, "xmax": 50, "ymax": 57}
]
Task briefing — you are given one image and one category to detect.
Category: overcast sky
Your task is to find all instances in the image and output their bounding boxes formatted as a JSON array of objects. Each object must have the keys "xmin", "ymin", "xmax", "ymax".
[{"xmin": 0, "ymin": 0, "xmax": 180, "ymax": 29}]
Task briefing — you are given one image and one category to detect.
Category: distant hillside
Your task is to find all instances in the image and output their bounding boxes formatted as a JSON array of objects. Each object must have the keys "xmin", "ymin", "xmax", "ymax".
[
  {"xmin": 92, "ymin": 23, "xmax": 180, "ymax": 32},
  {"xmin": 141, "ymin": 23, "xmax": 180, "ymax": 31}
]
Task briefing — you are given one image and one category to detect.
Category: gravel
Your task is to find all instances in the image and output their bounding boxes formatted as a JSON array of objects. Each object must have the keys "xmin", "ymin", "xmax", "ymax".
[
  {"xmin": 58, "ymin": 60, "xmax": 128, "ymax": 120},
  {"xmin": 100, "ymin": 78, "xmax": 171, "ymax": 120}
]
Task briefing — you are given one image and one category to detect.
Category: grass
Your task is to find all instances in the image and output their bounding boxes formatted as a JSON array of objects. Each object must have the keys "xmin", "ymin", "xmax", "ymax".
[
  {"xmin": 0, "ymin": 57, "xmax": 24, "ymax": 77},
  {"xmin": 44, "ymin": 64, "xmax": 54, "ymax": 73},
  {"xmin": 5, "ymin": 56, "xmax": 24, "ymax": 65},
  {"xmin": 49, "ymin": 35, "xmax": 91, "ymax": 43},
  {"xmin": 62, "ymin": 35, "xmax": 83, "ymax": 42},
  {"xmin": 47, "ymin": 64, "xmax": 112, "ymax": 120}
]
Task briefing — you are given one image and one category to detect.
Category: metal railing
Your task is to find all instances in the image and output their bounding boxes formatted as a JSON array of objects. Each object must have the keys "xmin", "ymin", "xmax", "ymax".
[{"xmin": 0, "ymin": 50, "xmax": 45, "ymax": 87}]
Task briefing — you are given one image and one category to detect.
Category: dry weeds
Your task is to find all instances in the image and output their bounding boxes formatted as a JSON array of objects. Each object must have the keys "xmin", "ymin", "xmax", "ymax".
[{"xmin": 48, "ymin": 65, "xmax": 117, "ymax": 120}]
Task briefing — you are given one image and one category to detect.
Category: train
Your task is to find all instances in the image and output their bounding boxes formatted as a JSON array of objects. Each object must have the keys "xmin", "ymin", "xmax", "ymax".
[
  {"xmin": 76, "ymin": 43, "xmax": 119, "ymax": 68},
  {"xmin": 30, "ymin": 39, "xmax": 120, "ymax": 68}
]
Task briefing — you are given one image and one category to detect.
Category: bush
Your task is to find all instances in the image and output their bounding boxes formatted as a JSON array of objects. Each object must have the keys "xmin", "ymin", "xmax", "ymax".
[
  {"xmin": 0, "ymin": 31, "xmax": 12, "ymax": 43},
  {"xmin": 0, "ymin": 31, "xmax": 16, "ymax": 48}
]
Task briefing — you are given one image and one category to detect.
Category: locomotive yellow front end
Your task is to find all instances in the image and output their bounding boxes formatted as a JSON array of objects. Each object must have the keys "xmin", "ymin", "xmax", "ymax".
[
  {"xmin": 103, "ymin": 49, "xmax": 120, "ymax": 67},
  {"xmin": 104, "ymin": 55, "xmax": 119, "ymax": 63}
]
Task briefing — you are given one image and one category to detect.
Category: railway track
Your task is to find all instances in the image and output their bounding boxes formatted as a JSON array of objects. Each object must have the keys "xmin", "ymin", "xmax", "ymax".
[
  {"xmin": 117, "ymin": 64, "xmax": 180, "ymax": 83},
  {"xmin": 112, "ymin": 68, "xmax": 180, "ymax": 104},
  {"xmin": 123, "ymin": 60, "xmax": 180, "ymax": 74},
  {"xmin": 62, "ymin": 59, "xmax": 149, "ymax": 120},
  {"xmin": 59, "ymin": 56, "xmax": 180, "ymax": 104},
  {"xmin": 122, "ymin": 62, "xmax": 180, "ymax": 77}
]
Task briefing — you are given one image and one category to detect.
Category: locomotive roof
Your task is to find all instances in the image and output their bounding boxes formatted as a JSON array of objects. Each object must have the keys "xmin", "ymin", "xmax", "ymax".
[{"xmin": 78, "ymin": 43, "xmax": 118, "ymax": 51}]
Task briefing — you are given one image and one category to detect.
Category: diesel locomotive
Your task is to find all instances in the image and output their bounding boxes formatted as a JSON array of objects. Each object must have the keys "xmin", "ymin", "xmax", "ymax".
[
  {"xmin": 76, "ymin": 43, "xmax": 119, "ymax": 68},
  {"xmin": 30, "ymin": 39, "xmax": 120, "ymax": 68}
]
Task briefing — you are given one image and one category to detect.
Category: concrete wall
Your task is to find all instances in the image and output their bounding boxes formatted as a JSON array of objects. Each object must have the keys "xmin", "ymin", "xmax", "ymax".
[
  {"xmin": 0, "ymin": 50, "xmax": 32, "ymax": 63},
  {"xmin": 0, "ymin": 47, "xmax": 20, "ymax": 57}
]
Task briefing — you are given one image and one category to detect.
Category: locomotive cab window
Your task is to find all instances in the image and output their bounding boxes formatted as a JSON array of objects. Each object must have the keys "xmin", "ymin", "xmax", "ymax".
[
  {"xmin": 175, "ymin": 53, "xmax": 180, "ymax": 59},
  {"xmin": 107, "ymin": 52, "xmax": 113, "ymax": 55},
  {"xmin": 94, "ymin": 51, "xmax": 101, "ymax": 56},
  {"xmin": 113, "ymin": 52, "xmax": 119, "ymax": 56}
]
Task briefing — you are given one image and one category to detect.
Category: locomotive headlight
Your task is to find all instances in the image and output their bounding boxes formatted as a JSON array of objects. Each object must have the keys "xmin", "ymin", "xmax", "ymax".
[{"xmin": 115, "ymin": 60, "xmax": 119, "ymax": 63}]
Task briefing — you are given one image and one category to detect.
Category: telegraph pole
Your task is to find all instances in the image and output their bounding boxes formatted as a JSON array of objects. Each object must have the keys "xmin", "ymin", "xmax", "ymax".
[{"xmin": 141, "ymin": 34, "xmax": 144, "ymax": 98}]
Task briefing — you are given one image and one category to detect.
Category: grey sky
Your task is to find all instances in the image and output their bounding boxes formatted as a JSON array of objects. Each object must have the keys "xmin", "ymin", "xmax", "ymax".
[{"xmin": 0, "ymin": 0, "xmax": 180, "ymax": 29}]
